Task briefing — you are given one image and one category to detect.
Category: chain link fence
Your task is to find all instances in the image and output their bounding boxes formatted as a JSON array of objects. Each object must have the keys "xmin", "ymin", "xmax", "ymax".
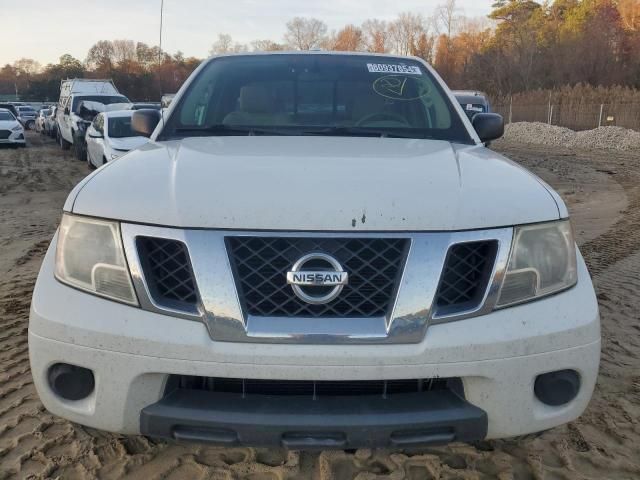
[{"xmin": 492, "ymin": 102, "xmax": 640, "ymax": 131}]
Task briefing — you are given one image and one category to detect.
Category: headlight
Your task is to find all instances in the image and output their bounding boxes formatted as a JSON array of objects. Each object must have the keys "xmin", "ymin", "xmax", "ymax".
[
  {"xmin": 55, "ymin": 214, "xmax": 138, "ymax": 305},
  {"xmin": 497, "ymin": 220, "xmax": 577, "ymax": 307},
  {"xmin": 12, "ymin": 125, "xmax": 23, "ymax": 131}
]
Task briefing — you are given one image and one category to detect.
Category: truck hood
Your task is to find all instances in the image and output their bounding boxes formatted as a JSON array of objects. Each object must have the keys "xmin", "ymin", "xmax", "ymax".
[
  {"xmin": 70, "ymin": 136, "xmax": 561, "ymax": 231},
  {"xmin": 108, "ymin": 136, "xmax": 148, "ymax": 151}
]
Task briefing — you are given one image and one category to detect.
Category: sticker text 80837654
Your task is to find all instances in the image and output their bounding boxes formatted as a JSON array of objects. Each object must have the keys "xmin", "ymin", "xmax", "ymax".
[{"xmin": 367, "ymin": 63, "xmax": 422, "ymax": 75}]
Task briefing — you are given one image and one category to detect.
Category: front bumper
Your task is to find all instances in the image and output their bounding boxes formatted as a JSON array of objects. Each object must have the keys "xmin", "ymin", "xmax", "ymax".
[
  {"xmin": 0, "ymin": 131, "xmax": 25, "ymax": 144},
  {"xmin": 141, "ymin": 387, "xmax": 487, "ymax": 448},
  {"xmin": 29, "ymin": 240, "xmax": 600, "ymax": 444}
]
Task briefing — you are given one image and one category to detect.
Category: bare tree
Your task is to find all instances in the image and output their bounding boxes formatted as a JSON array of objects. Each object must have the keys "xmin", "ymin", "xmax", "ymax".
[
  {"xmin": 435, "ymin": 0, "xmax": 460, "ymax": 78},
  {"xmin": 251, "ymin": 39, "xmax": 286, "ymax": 52},
  {"xmin": 209, "ymin": 34, "xmax": 247, "ymax": 55},
  {"xmin": 13, "ymin": 58, "xmax": 41, "ymax": 76},
  {"xmin": 110, "ymin": 40, "xmax": 137, "ymax": 67},
  {"xmin": 85, "ymin": 40, "xmax": 115, "ymax": 70},
  {"xmin": 388, "ymin": 12, "xmax": 433, "ymax": 56},
  {"xmin": 436, "ymin": 0, "xmax": 460, "ymax": 37},
  {"xmin": 136, "ymin": 42, "xmax": 164, "ymax": 68},
  {"xmin": 284, "ymin": 17, "xmax": 328, "ymax": 50},
  {"xmin": 362, "ymin": 19, "xmax": 389, "ymax": 53}
]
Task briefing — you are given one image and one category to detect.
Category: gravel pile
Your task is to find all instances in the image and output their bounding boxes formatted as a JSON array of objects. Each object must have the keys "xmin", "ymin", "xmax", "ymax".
[{"xmin": 502, "ymin": 122, "xmax": 640, "ymax": 151}]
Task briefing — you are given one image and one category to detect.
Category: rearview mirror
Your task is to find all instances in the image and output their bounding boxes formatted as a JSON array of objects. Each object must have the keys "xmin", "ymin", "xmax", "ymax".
[
  {"xmin": 472, "ymin": 113, "xmax": 504, "ymax": 143},
  {"xmin": 132, "ymin": 109, "xmax": 161, "ymax": 138}
]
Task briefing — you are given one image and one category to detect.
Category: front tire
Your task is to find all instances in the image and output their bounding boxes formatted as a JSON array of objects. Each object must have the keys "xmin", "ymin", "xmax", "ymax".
[
  {"xmin": 87, "ymin": 151, "xmax": 96, "ymax": 170},
  {"xmin": 58, "ymin": 130, "xmax": 71, "ymax": 150},
  {"xmin": 73, "ymin": 130, "xmax": 87, "ymax": 161}
]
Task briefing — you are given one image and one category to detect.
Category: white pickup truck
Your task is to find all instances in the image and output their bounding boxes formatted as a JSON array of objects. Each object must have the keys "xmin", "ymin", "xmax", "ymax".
[
  {"xmin": 55, "ymin": 79, "xmax": 130, "ymax": 160},
  {"xmin": 30, "ymin": 52, "xmax": 600, "ymax": 449}
]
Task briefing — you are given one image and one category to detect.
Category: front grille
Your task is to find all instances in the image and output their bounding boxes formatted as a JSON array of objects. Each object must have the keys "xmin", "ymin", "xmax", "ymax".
[
  {"xmin": 166, "ymin": 375, "xmax": 460, "ymax": 398},
  {"xmin": 0, "ymin": 130, "xmax": 10, "ymax": 140},
  {"xmin": 434, "ymin": 241, "xmax": 498, "ymax": 315},
  {"xmin": 137, "ymin": 237, "xmax": 199, "ymax": 309},
  {"xmin": 226, "ymin": 237, "xmax": 409, "ymax": 318}
]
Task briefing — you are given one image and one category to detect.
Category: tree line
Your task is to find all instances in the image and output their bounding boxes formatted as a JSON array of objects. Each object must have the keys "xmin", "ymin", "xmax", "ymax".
[{"xmin": 0, "ymin": 0, "xmax": 638, "ymax": 102}]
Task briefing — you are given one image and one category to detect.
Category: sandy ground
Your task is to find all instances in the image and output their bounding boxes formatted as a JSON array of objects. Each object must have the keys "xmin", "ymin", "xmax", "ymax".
[{"xmin": 0, "ymin": 132, "xmax": 638, "ymax": 479}]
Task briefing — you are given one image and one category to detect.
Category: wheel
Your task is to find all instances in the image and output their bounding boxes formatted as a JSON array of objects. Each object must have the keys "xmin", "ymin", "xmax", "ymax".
[
  {"xmin": 73, "ymin": 132, "xmax": 87, "ymax": 161},
  {"xmin": 87, "ymin": 151, "xmax": 96, "ymax": 170},
  {"xmin": 58, "ymin": 130, "xmax": 71, "ymax": 150}
]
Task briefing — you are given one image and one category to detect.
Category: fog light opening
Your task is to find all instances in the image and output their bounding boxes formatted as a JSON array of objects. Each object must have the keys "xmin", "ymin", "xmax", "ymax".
[
  {"xmin": 534, "ymin": 369, "xmax": 580, "ymax": 407},
  {"xmin": 48, "ymin": 363, "xmax": 95, "ymax": 401}
]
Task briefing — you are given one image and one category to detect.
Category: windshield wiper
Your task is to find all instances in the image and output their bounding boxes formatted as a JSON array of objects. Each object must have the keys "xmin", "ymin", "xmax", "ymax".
[
  {"xmin": 301, "ymin": 126, "xmax": 426, "ymax": 139},
  {"xmin": 172, "ymin": 125, "xmax": 299, "ymax": 137}
]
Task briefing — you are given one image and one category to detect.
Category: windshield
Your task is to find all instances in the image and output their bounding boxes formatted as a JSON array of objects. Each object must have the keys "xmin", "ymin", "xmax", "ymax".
[
  {"xmin": 161, "ymin": 54, "xmax": 472, "ymax": 142},
  {"xmin": 0, "ymin": 111, "xmax": 15, "ymax": 121},
  {"xmin": 107, "ymin": 116, "xmax": 135, "ymax": 138},
  {"xmin": 72, "ymin": 95, "xmax": 129, "ymax": 113},
  {"xmin": 18, "ymin": 107, "xmax": 35, "ymax": 113}
]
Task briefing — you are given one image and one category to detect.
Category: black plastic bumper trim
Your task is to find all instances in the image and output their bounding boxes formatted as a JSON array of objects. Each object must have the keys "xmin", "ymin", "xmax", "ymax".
[{"xmin": 140, "ymin": 389, "xmax": 487, "ymax": 449}]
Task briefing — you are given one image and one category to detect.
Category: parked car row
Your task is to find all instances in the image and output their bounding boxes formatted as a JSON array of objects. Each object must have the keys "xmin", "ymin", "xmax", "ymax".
[
  {"xmin": 49, "ymin": 78, "xmax": 166, "ymax": 168},
  {"xmin": 1, "ymin": 87, "xmax": 169, "ymax": 153},
  {"xmin": 0, "ymin": 103, "xmax": 38, "ymax": 130},
  {"xmin": 34, "ymin": 106, "xmax": 59, "ymax": 139}
]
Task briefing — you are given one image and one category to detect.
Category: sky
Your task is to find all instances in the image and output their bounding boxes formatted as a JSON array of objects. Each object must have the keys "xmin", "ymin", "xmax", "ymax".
[{"xmin": 0, "ymin": 0, "xmax": 494, "ymax": 67}]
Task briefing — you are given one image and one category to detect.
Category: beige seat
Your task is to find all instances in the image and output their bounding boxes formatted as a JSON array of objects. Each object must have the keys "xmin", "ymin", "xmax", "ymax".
[{"xmin": 223, "ymin": 85, "xmax": 289, "ymax": 126}]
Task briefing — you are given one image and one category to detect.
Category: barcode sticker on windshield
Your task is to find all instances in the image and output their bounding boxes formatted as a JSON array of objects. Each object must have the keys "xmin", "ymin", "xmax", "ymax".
[{"xmin": 367, "ymin": 63, "xmax": 422, "ymax": 75}]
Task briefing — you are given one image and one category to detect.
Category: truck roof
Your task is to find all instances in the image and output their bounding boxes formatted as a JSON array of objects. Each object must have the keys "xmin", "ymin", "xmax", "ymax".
[{"xmin": 60, "ymin": 79, "xmax": 120, "ymax": 97}]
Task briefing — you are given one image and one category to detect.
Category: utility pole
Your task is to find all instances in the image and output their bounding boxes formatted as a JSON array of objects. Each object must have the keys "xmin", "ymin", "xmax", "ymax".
[
  {"xmin": 598, "ymin": 104, "xmax": 604, "ymax": 128},
  {"xmin": 509, "ymin": 95, "xmax": 513, "ymax": 124},
  {"xmin": 158, "ymin": 0, "xmax": 164, "ymax": 66}
]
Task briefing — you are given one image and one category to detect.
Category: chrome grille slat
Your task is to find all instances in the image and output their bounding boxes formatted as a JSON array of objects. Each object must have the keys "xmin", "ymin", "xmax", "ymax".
[
  {"xmin": 226, "ymin": 237, "xmax": 410, "ymax": 318},
  {"xmin": 434, "ymin": 241, "xmax": 498, "ymax": 315},
  {"xmin": 136, "ymin": 237, "xmax": 199, "ymax": 308}
]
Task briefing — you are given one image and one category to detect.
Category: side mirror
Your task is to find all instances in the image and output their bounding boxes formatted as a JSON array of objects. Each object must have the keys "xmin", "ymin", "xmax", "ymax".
[
  {"xmin": 472, "ymin": 113, "xmax": 504, "ymax": 143},
  {"xmin": 132, "ymin": 109, "xmax": 161, "ymax": 138}
]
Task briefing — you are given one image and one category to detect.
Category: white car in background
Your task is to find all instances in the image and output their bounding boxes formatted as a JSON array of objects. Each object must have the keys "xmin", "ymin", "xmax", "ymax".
[
  {"xmin": 85, "ymin": 111, "xmax": 148, "ymax": 168},
  {"xmin": 36, "ymin": 108, "xmax": 51, "ymax": 134},
  {"xmin": 45, "ymin": 107, "xmax": 58, "ymax": 138},
  {"xmin": 0, "ymin": 108, "xmax": 26, "ymax": 147}
]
